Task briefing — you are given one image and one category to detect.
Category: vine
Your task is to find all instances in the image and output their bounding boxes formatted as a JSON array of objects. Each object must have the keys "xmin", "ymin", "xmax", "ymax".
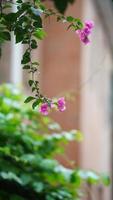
[{"xmin": 0, "ymin": 0, "xmax": 94, "ymax": 115}]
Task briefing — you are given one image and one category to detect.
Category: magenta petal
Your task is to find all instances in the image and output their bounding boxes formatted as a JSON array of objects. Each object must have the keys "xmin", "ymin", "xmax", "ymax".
[
  {"xmin": 39, "ymin": 103, "xmax": 49, "ymax": 115},
  {"xmin": 83, "ymin": 27, "xmax": 91, "ymax": 36},
  {"xmin": 57, "ymin": 97, "xmax": 66, "ymax": 112},
  {"xmin": 76, "ymin": 30, "xmax": 81, "ymax": 35},
  {"xmin": 82, "ymin": 37, "xmax": 90, "ymax": 45},
  {"xmin": 85, "ymin": 20, "xmax": 94, "ymax": 29},
  {"xmin": 59, "ymin": 106, "xmax": 66, "ymax": 112}
]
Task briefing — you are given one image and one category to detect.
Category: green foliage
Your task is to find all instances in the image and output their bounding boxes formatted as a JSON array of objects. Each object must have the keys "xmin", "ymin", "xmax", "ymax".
[
  {"xmin": 34, "ymin": 28, "xmax": 47, "ymax": 40},
  {"xmin": 42, "ymin": 0, "xmax": 75, "ymax": 14},
  {"xmin": 0, "ymin": 84, "xmax": 110, "ymax": 200},
  {"xmin": 51, "ymin": 0, "xmax": 75, "ymax": 14},
  {"xmin": 0, "ymin": 0, "xmax": 83, "ymax": 107}
]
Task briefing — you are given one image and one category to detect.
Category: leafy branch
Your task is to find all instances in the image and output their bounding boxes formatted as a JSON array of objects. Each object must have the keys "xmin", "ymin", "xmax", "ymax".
[
  {"xmin": 0, "ymin": 84, "xmax": 110, "ymax": 200},
  {"xmin": 0, "ymin": 0, "xmax": 93, "ymax": 114}
]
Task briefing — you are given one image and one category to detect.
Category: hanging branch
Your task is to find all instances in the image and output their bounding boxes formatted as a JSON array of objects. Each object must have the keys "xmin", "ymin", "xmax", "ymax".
[{"xmin": 0, "ymin": 0, "xmax": 94, "ymax": 115}]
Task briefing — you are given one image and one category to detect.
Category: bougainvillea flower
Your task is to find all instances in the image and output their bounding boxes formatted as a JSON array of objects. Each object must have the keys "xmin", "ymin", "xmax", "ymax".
[
  {"xmin": 79, "ymin": 30, "xmax": 90, "ymax": 44},
  {"xmin": 39, "ymin": 103, "xmax": 49, "ymax": 115},
  {"xmin": 83, "ymin": 27, "xmax": 91, "ymax": 36},
  {"xmin": 76, "ymin": 20, "xmax": 94, "ymax": 45},
  {"xmin": 39, "ymin": 97, "xmax": 66, "ymax": 115},
  {"xmin": 57, "ymin": 97, "xmax": 66, "ymax": 112},
  {"xmin": 85, "ymin": 20, "xmax": 94, "ymax": 29}
]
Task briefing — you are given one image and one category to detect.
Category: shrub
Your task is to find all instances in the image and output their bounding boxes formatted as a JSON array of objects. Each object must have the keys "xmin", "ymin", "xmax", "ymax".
[{"xmin": 0, "ymin": 84, "xmax": 110, "ymax": 200}]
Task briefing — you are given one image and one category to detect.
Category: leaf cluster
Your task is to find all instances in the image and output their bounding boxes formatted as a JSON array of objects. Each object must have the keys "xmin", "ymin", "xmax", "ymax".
[
  {"xmin": 0, "ymin": 0, "xmax": 83, "ymax": 107},
  {"xmin": 50, "ymin": 0, "xmax": 75, "ymax": 14},
  {"xmin": 0, "ymin": 84, "xmax": 110, "ymax": 200}
]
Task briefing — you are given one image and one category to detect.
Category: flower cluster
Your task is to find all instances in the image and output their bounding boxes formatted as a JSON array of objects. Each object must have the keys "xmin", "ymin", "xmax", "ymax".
[
  {"xmin": 76, "ymin": 20, "xmax": 94, "ymax": 45},
  {"xmin": 39, "ymin": 97, "xmax": 66, "ymax": 115}
]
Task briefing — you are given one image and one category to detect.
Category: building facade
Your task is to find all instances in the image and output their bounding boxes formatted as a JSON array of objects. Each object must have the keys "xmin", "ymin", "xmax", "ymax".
[{"xmin": 0, "ymin": 0, "xmax": 113, "ymax": 199}]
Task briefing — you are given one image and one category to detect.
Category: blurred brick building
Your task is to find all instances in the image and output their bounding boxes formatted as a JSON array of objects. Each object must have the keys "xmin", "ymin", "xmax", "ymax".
[{"xmin": 0, "ymin": 0, "xmax": 113, "ymax": 199}]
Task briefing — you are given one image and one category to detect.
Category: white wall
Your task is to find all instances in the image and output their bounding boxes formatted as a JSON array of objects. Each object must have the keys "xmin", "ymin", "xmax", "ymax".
[
  {"xmin": 0, "ymin": 4, "xmax": 23, "ymax": 85},
  {"xmin": 80, "ymin": 0, "xmax": 112, "ymax": 199}
]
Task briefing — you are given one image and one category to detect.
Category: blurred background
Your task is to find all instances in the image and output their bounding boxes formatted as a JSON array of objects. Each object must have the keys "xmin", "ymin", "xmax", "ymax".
[{"xmin": 0, "ymin": 0, "xmax": 113, "ymax": 199}]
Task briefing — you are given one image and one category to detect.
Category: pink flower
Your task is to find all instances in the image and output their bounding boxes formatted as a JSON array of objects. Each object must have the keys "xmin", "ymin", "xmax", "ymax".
[
  {"xmin": 83, "ymin": 27, "xmax": 91, "ymax": 36},
  {"xmin": 76, "ymin": 30, "xmax": 90, "ymax": 45},
  {"xmin": 76, "ymin": 20, "xmax": 94, "ymax": 45},
  {"xmin": 85, "ymin": 20, "xmax": 94, "ymax": 29},
  {"xmin": 76, "ymin": 29, "xmax": 81, "ymax": 35},
  {"xmin": 82, "ymin": 37, "xmax": 90, "ymax": 45},
  {"xmin": 80, "ymin": 31, "xmax": 90, "ymax": 44},
  {"xmin": 39, "ymin": 103, "xmax": 49, "ymax": 115},
  {"xmin": 57, "ymin": 97, "xmax": 66, "ymax": 112},
  {"xmin": 38, "ymin": 97, "xmax": 66, "ymax": 115}
]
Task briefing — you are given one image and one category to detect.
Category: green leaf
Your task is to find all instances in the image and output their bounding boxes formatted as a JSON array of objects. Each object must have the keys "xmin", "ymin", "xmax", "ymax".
[
  {"xmin": 34, "ymin": 28, "xmax": 47, "ymax": 40},
  {"xmin": 0, "ymin": 172, "xmax": 22, "ymax": 184},
  {"xmin": 101, "ymin": 174, "xmax": 111, "ymax": 186},
  {"xmin": 4, "ymin": 13, "xmax": 17, "ymax": 23},
  {"xmin": 23, "ymin": 65, "xmax": 30, "ymax": 69},
  {"xmin": 32, "ymin": 99, "xmax": 42, "ymax": 109},
  {"xmin": 20, "ymin": 174, "xmax": 32, "ymax": 185},
  {"xmin": 33, "ymin": 182, "xmax": 44, "ymax": 192},
  {"xmin": 32, "ymin": 87, "xmax": 36, "ymax": 92},
  {"xmin": 0, "ymin": 32, "xmax": 11, "ymax": 41},
  {"xmin": 31, "ymin": 39, "xmax": 37, "ymax": 49},
  {"xmin": 15, "ymin": 32, "xmax": 24, "ymax": 43},
  {"xmin": 53, "ymin": 0, "xmax": 68, "ymax": 14},
  {"xmin": 28, "ymin": 80, "xmax": 34, "ymax": 87},
  {"xmin": 74, "ymin": 130, "xmax": 84, "ymax": 141},
  {"xmin": 87, "ymin": 171, "xmax": 100, "ymax": 184},
  {"xmin": 16, "ymin": 0, "xmax": 23, "ymax": 3},
  {"xmin": 66, "ymin": 16, "xmax": 74, "ymax": 22},
  {"xmin": 70, "ymin": 171, "xmax": 81, "ymax": 186},
  {"xmin": 24, "ymin": 96, "xmax": 35, "ymax": 103},
  {"xmin": 75, "ymin": 19, "xmax": 83, "ymax": 29},
  {"xmin": 21, "ymin": 51, "xmax": 30, "ymax": 64},
  {"xmin": 46, "ymin": 195, "xmax": 55, "ymax": 200},
  {"xmin": 53, "ymin": 0, "xmax": 74, "ymax": 14}
]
